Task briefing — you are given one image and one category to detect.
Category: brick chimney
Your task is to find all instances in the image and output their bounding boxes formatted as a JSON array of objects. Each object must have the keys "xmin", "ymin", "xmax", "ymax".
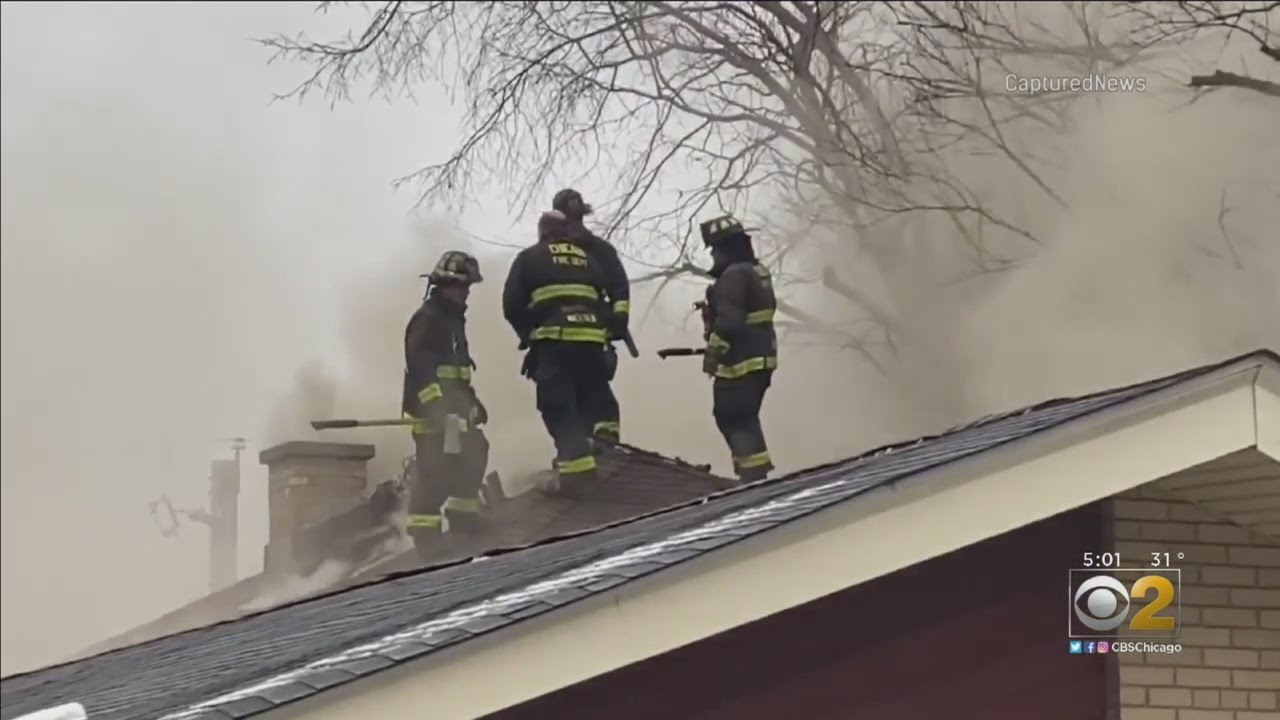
[{"xmin": 258, "ymin": 441, "xmax": 376, "ymax": 575}]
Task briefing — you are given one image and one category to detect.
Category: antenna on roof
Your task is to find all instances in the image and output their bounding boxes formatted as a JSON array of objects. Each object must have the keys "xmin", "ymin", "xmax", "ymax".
[
  {"xmin": 145, "ymin": 437, "xmax": 251, "ymax": 593},
  {"xmin": 14, "ymin": 703, "xmax": 87, "ymax": 720}
]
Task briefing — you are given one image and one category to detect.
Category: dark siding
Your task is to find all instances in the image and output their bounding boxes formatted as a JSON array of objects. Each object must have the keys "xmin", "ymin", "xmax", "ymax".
[{"xmin": 492, "ymin": 502, "xmax": 1111, "ymax": 720}]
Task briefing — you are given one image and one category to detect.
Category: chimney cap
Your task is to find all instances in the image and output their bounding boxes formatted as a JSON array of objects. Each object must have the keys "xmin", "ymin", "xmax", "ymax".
[{"xmin": 259, "ymin": 441, "xmax": 376, "ymax": 465}]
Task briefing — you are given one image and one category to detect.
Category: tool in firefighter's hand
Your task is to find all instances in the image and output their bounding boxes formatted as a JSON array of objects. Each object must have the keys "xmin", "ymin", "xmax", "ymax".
[
  {"xmin": 310, "ymin": 418, "xmax": 417, "ymax": 431},
  {"xmin": 618, "ymin": 329, "xmax": 640, "ymax": 358},
  {"xmin": 694, "ymin": 299, "xmax": 714, "ymax": 338},
  {"xmin": 656, "ymin": 347, "xmax": 708, "ymax": 359},
  {"xmin": 519, "ymin": 346, "xmax": 537, "ymax": 378},
  {"xmin": 443, "ymin": 414, "xmax": 465, "ymax": 454}
]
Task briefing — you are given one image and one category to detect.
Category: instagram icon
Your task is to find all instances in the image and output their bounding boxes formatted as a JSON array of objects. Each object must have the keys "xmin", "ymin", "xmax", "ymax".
[{"xmin": 1097, "ymin": 642, "xmax": 1110, "ymax": 654}]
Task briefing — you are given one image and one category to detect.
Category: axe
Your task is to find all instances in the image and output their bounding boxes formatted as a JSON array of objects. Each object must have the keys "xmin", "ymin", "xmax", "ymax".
[
  {"xmin": 656, "ymin": 347, "xmax": 707, "ymax": 359},
  {"xmin": 310, "ymin": 418, "xmax": 416, "ymax": 431}
]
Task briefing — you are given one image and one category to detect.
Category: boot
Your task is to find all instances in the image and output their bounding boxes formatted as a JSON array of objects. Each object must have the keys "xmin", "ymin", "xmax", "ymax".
[
  {"xmin": 557, "ymin": 468, "xmax": 598, "ymax": 499},
  {"xmin": 440, "ymin": 513, "xmax": 488, "ymax": 559},
  {"xmin": 442, "ymin": 507, "xmax": 487, "ymax": 536},
  {"xmin": 410, "ymin": 527, "xmax": 444, "ymax": 563}
]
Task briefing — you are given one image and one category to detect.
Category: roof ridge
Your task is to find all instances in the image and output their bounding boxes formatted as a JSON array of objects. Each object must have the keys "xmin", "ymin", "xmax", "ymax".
[
  {"xmin": 787, "ymin": 347, "xmax": 1277, "ymax": 476},
  {"xmin": 608, "ymin": 441, "xmax": 719, "ymax": 474}
]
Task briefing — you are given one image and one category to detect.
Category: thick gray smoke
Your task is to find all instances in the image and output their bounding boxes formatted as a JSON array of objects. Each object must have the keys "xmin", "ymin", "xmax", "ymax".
[
  {"xmin": 0, "ymin": 3, "xmax": 479, "ymax": 674},
  {"xmin": 763, "ymin": 20, "xmax": 1280, "ymax": 445}
]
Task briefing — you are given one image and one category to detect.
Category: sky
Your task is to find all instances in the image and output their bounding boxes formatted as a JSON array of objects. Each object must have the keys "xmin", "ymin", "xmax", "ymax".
[{"xmin": 3, "ymin": 0, "xmax": 1279, "ymax": 677}]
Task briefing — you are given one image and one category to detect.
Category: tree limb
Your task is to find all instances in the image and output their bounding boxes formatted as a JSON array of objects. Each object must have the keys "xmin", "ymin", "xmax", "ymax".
[{"xmin": 1189, "ymin": 69, "xmax": 1280, "ymax": 97}]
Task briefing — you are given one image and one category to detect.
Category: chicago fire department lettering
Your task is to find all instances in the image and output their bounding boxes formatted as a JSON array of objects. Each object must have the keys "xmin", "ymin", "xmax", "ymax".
[{"xmin": 549, "ymin": 242, "xmax": 588, "ymax": 267}]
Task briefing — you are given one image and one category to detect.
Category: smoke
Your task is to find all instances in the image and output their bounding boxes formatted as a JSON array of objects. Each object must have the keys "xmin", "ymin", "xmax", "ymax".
[
  {"xmin": 238, "ymin": 559, "xmax": 356, "ymax": 615},
  {"xmin": 765, "ymin": 15, "xmax": 1280, "ymax": 446},
  {"xmin": 955, "ymin": 89, "xmax": 1280, "ymax": 409},
  {"xmin": 263, "ymin": 361, "xmax": 340, "ymax": 443},
  {"xmin": 0, "ymin": 2, "xmax": 470, "ymax": 675}
]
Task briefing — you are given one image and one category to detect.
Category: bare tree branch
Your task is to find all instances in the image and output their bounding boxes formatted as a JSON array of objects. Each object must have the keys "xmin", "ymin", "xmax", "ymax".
[
  {"xmin": 263, "ymin": 0, "xmax": 1276, "ymax": 383},
  {"xmin": 1189, "ymin": 68, "xmax": 1280, "ymax": 95}
]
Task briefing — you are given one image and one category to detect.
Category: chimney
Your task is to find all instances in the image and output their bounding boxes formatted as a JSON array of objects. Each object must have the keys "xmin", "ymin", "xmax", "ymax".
[
  {"xmin": 258, "ymin": 441, "xmax": 376, "ymax": 575},
  {"xmin": 207, "ymin": 458, "xmax": 239, "ymax": 593}
]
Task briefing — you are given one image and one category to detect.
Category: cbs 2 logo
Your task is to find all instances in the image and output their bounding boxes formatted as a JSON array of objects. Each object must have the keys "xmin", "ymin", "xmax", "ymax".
[{"xmin": 1074, "ymin": 575, "xmax": 1177, "ymax": 631}]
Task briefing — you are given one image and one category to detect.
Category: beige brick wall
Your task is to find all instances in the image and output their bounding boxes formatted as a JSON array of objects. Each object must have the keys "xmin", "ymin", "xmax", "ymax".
[{"xmin": 1115, "ymin": 487, "xmax": 1280, "ymax": 720}]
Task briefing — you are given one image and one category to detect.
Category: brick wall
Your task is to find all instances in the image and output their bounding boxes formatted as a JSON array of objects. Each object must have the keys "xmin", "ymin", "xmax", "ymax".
[
  {"xmin": 258, "ymin": 441, "xmax": 376, "ymax": 574},
  {"xmin": 1114, "ymin": 486, "xmax": 1280, "ymax": 720}
]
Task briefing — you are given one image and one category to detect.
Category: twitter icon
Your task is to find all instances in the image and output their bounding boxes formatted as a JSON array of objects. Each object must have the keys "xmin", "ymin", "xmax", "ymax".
[{"xmin": 1068, "ymin": 641, "xmax": 1083, "ymax": 654}]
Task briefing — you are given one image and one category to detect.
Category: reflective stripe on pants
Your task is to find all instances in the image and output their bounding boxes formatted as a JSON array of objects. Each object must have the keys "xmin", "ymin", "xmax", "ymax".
[
  {"xmin": 557, "ymin": 454, "xmax": 597, "ymax": 475},
  {"xmin": 442, "ymin": 496, "xmax": 482, "ymax": 514},
  {"xmin": 734, "ymin": 451, "xmax": 772, "ymax": 471},
  {"xmin": 592, "ymin": 420, "xmax": 620, "ymax": 442},
  {"xmin": 407, "ymin": 513, "xmax": 442, "ymax": 529}
]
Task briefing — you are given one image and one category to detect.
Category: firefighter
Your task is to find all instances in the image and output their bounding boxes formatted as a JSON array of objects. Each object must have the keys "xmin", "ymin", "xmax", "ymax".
[
  {"xmin": 549, "ymin": 188, "xmax": 631, "ymax": 445},
  {"xmin": 401, "ymin": 250, "xmax": 490, "ymax": 558},
  {"xmin": 698, "ymin": 215, "xmax": 777, "ymax": 482},
  {"xmin": 502, "ymin": 207, "xmax": 621, "ymax": 496}
]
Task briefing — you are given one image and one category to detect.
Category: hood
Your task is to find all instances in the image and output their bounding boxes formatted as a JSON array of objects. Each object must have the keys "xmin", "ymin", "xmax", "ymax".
[{"xmin": 537, "ymin": 209, "xmax": 593, "ymax": 243}]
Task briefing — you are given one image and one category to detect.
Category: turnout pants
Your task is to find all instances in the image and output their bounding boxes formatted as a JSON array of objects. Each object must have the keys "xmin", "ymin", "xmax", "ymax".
[
  {"xmin": 712, "ymin": 370, "xmax": 774, "ymax": 481},
  {"xmin": 408, "ymin": 428, "xmax": 490, "ymax": 557},
  {"xmin": 530, "ymin": 341, "xmax": 621, "ymax": 493}
]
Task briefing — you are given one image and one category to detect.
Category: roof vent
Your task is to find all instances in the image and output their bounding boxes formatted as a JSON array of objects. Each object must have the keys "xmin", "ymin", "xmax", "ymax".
[{"xmin": 14, "ymin": 703, "xmax": 88, "ymax": 720}]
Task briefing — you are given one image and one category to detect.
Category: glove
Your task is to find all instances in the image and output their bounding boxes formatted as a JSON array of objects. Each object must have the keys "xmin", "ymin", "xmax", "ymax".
[
  {"xmin": 471, "ymin": 395, "xmax": 489, "ymax": 426},
  {"xmin": 702, "ymin": 350, "xmax": 718, "ymax": 376},
  {"xmin": 695, "ymin": 301, "xmax": 714, "ymax": 341},
  {"xmin": 602, "ymin": 344, "xmax": 619, "ymax": 381},
  {"xmin": 607, "ymin": 314, "xmax": 628, "ymax": 343},
  {"xmin": 520, "ymin": 349, "xmax": 538, "ymax": 379}
]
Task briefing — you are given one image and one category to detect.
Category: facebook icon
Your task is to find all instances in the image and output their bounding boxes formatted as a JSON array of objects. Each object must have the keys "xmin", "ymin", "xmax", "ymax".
[{"xmin": 1086, "ymin": 642, "xmax": 1097, "ymax": 654}]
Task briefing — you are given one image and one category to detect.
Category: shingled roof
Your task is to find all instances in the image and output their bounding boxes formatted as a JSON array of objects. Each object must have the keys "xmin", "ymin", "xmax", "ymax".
[
  {"xmin": 73, "ymin": 443, "xmax": 736, "ymax": 656},
  {"xmin": 4, "ymin": 350, "xmax": 1273, "ymax": 720}
]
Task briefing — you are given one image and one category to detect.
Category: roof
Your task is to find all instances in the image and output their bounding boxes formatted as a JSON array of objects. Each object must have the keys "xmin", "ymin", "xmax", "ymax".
[
  {"xmin": 4, "ymin": 349, "xmax": 1277, "ymax": 720},
  {"xmin": 68, "ymin": 444, "xmax": 736, "ymax": 657}
]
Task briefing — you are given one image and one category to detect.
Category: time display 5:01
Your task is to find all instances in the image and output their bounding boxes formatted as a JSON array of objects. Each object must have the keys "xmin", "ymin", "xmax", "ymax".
[{"xmin": 1081, "ymin": 552, "xmax": 1122, "ymax": 568}]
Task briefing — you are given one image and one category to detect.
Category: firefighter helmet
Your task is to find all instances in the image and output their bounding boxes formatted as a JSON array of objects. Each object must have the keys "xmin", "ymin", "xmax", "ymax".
[
  {"xmin": 699, "ymin": 215, "xmax": 748, "ymax": 246},
  {"xmin": 552, "ymin": 188, "xmax": 593, "ymax": 217},
  {"xmin": 423, "ymin": 250, "xmax": 483, "ymax": 285}
]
